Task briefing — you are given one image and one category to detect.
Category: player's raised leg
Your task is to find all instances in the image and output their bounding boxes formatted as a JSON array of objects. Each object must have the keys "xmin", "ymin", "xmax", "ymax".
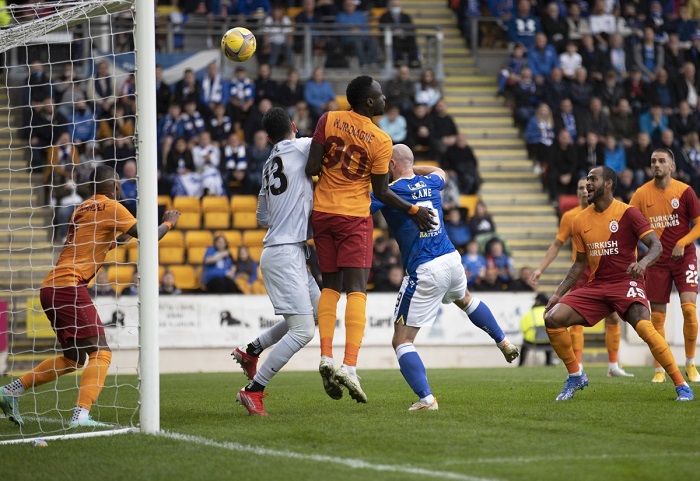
[
  {"xmin": 233, "ymin": 320, "xmax": 288, "ymax": 380},
  {"xmin": 605, "ymin": 313, "xmax": 634, "ymax": 377}
]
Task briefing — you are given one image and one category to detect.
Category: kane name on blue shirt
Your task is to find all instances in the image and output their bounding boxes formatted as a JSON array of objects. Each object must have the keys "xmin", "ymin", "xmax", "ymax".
[{"xmin": 370, "ymin": 174, "xmax": 455, "ymax": 276}]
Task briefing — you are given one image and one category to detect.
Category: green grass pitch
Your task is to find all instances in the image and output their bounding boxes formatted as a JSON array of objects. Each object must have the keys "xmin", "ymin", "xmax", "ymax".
[{"xmin": 1, "ymin": 366, "xmax": 698, "ymax": 481}]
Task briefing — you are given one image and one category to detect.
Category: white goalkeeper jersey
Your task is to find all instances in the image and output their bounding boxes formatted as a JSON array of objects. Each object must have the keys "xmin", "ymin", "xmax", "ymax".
[{"xmin": 257, "ymin": 137, "xmax": 313, "ymax": 247}]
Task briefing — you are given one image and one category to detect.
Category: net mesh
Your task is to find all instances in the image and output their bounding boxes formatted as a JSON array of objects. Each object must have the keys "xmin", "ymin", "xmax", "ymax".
[{"xmin": 0, "ymin": 0, "xmax": 141, "ymax": 442}]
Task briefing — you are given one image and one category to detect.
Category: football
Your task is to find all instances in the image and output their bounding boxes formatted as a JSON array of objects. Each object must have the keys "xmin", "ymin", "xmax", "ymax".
[{"xmin": 221, "ymin": 27, "xmax": 256, "ymax": 62}]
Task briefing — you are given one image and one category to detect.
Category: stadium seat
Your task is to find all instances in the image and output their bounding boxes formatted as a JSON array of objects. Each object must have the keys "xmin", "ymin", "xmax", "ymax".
[
  {"xmin": 172, "ymin": 196, "xmax": 201, "ymax": 213},
  {"xmin": 336, "ymin": 95, "xmax": 350, "ymax": 110},
  {"xmin": 175, "ymin": 212, "xmax": 201, "ymax": 230},
  {"xmin": 185, "ymin": 230, "xmax": 213, "ymax": 248},
  {"xmin": 107, "ymin": 264, "xmax": 135, "ymax": 294},
  {"xmin": 459, "ymin": 195, "xmax": 480, "ymax": 217},
  {"xmin": 373, "ymin": 228, "xmax": 385, "ymax": 241},
  {"xmin": 103, "ymin": 246, "xmax": 127, "ymax": 264},
  {"xmin": 243, "ymin": 229, "xmax": 267, "ymax": 247},
  {"xmin": 216, "ymin": 230, "xmax": 242, "ymax": 248},
  {"xmin": 158, "ymin": 195, "xmax": 172, "ymax": 211},
  {"xmin": 126, "ymin": 241, "xmax": 139, "ymax": 263},
  {"xmin": 160, "ymin": 230, "xmax": 184, "ymax": 248},
  {"xmin": 159, "ymin": 246, "xmax": 185, "ymax": 265},
  {"xmin": 247, "ymin": 246, "xmax": 263, "ymax": 262},
  {"xmin": 167, "ymin": 264, "xmax": 199, "ymax": 290},
  {"xmin": 230, "ymin": 195, "xmax": 258, "ymax": 212},
  {"xmin": 187, "ymin": 246, "xmax": 208, "ymax": 264},
  {"xmin": 158, "ymin": 265, "xmax": 165, "ymax": 282},
  {"xmin": 204, "ymin": 211, "xmax": 231, "ymax": 230},
  {"xmin": 201, "ymin": 196, "xmax": 230, "ymax": 213},
  {"xmin": 233, "ymin": 211, "xmax": 259, "ymax": 229},
  {"xmin": 286, "ymin": 6, "xmax": 303, "ymax": 17},
  {"xmin": 414, "ymin": 160, "xmax": 439, "ymax": 168},
  {"xmin": 558, "ymin": 195, "xmax": 579, "ymax": 217}
]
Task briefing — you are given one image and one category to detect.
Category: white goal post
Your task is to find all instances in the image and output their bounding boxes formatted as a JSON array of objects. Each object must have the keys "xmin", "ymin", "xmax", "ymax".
[{"xmin": 0, "ymin": 0, "xmax": 158, "ymax": 442}]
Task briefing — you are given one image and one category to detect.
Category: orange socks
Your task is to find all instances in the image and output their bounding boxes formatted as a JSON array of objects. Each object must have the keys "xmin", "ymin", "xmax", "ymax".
[
  {"xmin": 76, "ymin": 350, "xmax": 112, "ymax": 410},
  {"xmin": 318, "ymin": 288, "xmax": 341, "ymax": 359},
  {"xmin": 635, "ymin": 320, "xmax": 685, "ymax": 386},
  {"xmin": 569, "ymin": 325, "xmax": 584, "ymax": 365},
  {"xmin": 605, "ymin": 322, "xmax": 620, "ymax": 363},
  {"xmin": 343, "ymin": 292, "xmax": 367, "ymax": 367},
  {"xmin": 547, "ymin": 327, "xmax": 580, "ymax": 374},
  {"xmin": 681, "ymin": 302, "xmax": 697, "ymax": 360},
  {"xmin": 19, "ymin": 355, "xmax": 78, "ymax": 390},
  {"xmin": 650, "ymin": 311, "xmax": 667, "ymax": 368}
]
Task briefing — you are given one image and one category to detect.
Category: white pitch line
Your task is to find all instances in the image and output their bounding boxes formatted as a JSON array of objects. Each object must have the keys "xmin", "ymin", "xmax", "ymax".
[
  {"xmin": 443, "ymin": 451, "xmax": 700, "ymax": 466},
  {"xmin": 160, "ymin": 431, "xmax": 500, "ymax": 481}
]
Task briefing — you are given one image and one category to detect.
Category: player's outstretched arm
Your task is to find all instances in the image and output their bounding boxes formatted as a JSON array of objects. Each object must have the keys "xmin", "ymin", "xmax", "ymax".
[
  {"xmin": 412, "ymin": 164, "xmax": 446, "ymax": 180},
  {"xmin": 628, "ymin": 231, "xmax": 662, "ymax": 278},
  {"xmin": 532, "ymin": 239, "xmax": 564, "ymax": 284},
  {"xmin": 125, "ymin": 210, "xmax": 181, "ymax": 241},
  {"xmin": 371, "ymin": 172, "xmax": 436, "ymax": 230},
  {"xmin": 305, "ymin": 141, "xmax": 324, "ymax": 177}
]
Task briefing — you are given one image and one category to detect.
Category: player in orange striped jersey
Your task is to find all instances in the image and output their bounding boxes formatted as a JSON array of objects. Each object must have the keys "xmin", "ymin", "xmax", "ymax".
[
  {"xmin": 0, "ymin": 166, "xmax": 181, "ymax": 427},
  {"xmin": 544, "ymin": 166, "xmax": 693, "ymax": 401},
  {"xmin": 532, "ymin": 178, "xmax": 633, "ymax": 377},
  {"xmin": 306, "ymin": 75, "xmax": 434, "ymax": 403},
  {"xmin": 629, "ymin": 148, "xmax": 700, "ymax": 383}
]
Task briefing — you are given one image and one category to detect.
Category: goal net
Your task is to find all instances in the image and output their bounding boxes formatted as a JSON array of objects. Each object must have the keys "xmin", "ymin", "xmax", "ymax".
[{"xmin": 0, "ymin": 0, "xmax": 155, "ymax": 443}]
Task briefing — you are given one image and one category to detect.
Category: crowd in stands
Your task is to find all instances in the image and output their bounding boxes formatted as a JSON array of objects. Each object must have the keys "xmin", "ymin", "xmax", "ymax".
[{"xmin": 493, "ymin": 0, "xmax": 700, "ymax": 205}]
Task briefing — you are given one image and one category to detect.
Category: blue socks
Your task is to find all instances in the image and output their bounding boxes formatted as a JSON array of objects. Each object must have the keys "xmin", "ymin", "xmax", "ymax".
[
  {"xmin": 464, "ymin": 297, "xmax": 505, "ymax": 344},
  {"xmin": 396, "ymin": 343, "xmax": 431, "ymax": 399}
]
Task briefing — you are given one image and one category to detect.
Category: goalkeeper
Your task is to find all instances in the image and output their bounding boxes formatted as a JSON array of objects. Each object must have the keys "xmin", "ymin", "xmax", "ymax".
[{"xmin": 0, "ymin": 166, "xmax": 180, "ymax": 428}]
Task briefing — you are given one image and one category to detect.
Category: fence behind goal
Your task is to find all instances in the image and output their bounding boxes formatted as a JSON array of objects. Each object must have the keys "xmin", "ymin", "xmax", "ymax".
[{"xmin": 0, "ymin": 0, "xmax": 158, "ymax": 443}]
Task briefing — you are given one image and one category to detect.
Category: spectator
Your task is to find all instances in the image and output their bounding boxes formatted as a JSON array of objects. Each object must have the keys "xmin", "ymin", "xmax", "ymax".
[
  {"xmin": 121, "ymin": 270, "xmax": 139, "ymax": 296},
  {"xmin": 474, "ymin": 266, "xmax": 510, "ymax": 292},
  {"xmin": 634, "ymin": 26, "xmax": 664, "ymax": 83},
  {"xmin": 549, "ymin": 129, "xmax": 578, "ymax": 200},
  {"xmin": 208, "ymin": 102, "xmax": 235, "ymax": 144},
  {"xmin": 579, "ymin": 96, "xmax": 612, "ymax": 142},
  {"xmin": 120, "ymin": 159, "xmax": 138, "ymax": 215},
  {"xmin": 681, "ymin": 132, "xmax": 700, "ymax": 194},
  {"xmin": 528, "ymin": 33, "xmax": 560, "ymax": 85},
  {"xmin": 371, "ymin": 236, "xmax": 401, "ymax": 290},
  {"xmin": 588, "ymin": 0, "xmax": 616, "ymax": 46},
  {"xmin": 639, "ymin": 104, "xmax": 669, "ymax": 144},
  {"xmin": 51, "ymin": 165, "xmax": 86, "ymax": 244},
  {"xmin": 159, "ymin": 270, "xmax": 182, "ymax": 296},
  {"xmin": 54, "ymin": 64, "xmax": 86, "ymax": 121},
  {"xmin": 623, "ymin": 68, "xmax": 649, "ymax": 116},
  {"xmin": 227, "ymin": 66, "xmax": 256, "ymax": 125},
  {"xmin": 444, "ymin": 207, "xmax": 472, "ymax": 251},
  {"xmin": 510, "ymin": 267, "xmax": 536, "ymax": 292},
  {"xmin": 27, "ymin": 60, "xmax": 51, "ymax": 105},
  {"xmin": 663, "ymin": 33, "xmax": 686, "ymax": 80},
  {"xmin": 674, "ymin": 62, "xmax": 700, "ymax": 111},
  {"xmin": 245, "ymin": 130, "xmax": 271, "ymax": 194},
  {"xmin": 88, "ymin": 269, "xmax": 117, "ymax": 298},
  {"xmin": 497, "ymin": 42, "xmax": 528, "ymax": 96},
  {"xmin": 610, "ymin": 98, "xmax": 638, "ymax": 149},
  {"xmin": 304, "ymin": 67, "xmax": 335, "ymax": 122},
  {"xmin": 166, "ymin": 137, "xmax": 198, "ymax": 197},
  {"xmin": 606, "ymin": 33, "xmax": 629, "ymax": 82},
  {"xmin": 673, "ymin": 5, "xmax": 697, "ymax": 45},
  {"xmin": 262, "ymin": 4, "xmax": 294, "ymax": 67},
  {"xmin": 469, "ymin": 200, "xmax": 496, "ymax": 238},
  {"xmin": 524, "ymin": 103, "xmax": 555, "ymax": 173},
  {"xmin": 430, "ymin": 98, "xmax": 458, "ymax": 161},
  {"xmin": 544, "ymin": 67, "xmax": 571, "ymax": 112},
  {"xmin": 595, "ymin": 70, "xmax": 625, "ymax": 116},
  {"xmin": 441, "ymin": 133, "xmax": 481, "ymax": 195},
  {"xmin": 254, "ymin": 63, "xmax": 280, "ymax": 106},
  {"xmin": 200, "ymin": 61, "xmax": 228, "ymax": 118},
  {"xmin": 512, "ymin": 67, "xmax": 542, "ymax": 129},
  {"xmin": 192, "ymin": 131, "xmax": 225, "ymax": 196},
  {"xmin": 181, "ymin": 99, "xmax": 207, "ymax": 143},
  {"xmin": 46, "ymin": 130, "xmax": 79, "ymax": 187},
  {"xmin": 614, "ymin": 167, "xmax": 635, "ymax": 202},
  {"xmin": 486, "ymin": 239, "xmax": 514, "ymax": 284},
  {"xmin": 173, "ymin": 68, "xmax": 201, "ymax": 110},
  {"xmin": 603, "ymin": 136, "xmax": 626, "ymax": 174},
  {"xmin": 97, "ymin": 104, "xmax": 135, "ymax": 144},
  {"xmin": 541, "ymin": 1, "xmax": 568, "ymax": 53},
  {"xmin": 201, "ymin": 235, "xmax": 240, "ymax": 293},
  {"xmin": 378, "ymin": 104, "xmax": 407, "ymax": 144},
  {"xmin": 236, "ymin": 0, "xmax": 271, "ymax": 16},
  {"xmin": 518, "ymin": 293, "xmax": 554, "ymax": 366},
  {"xmin": 158, "ymin": 102, "xmax": 184, "ymax": 167},
  {"xmin": 372, "ymin": 264, "xmax": 404, "ymax": 292},
  {"xmin": 670, "ymin": 101, "xmax": 699, "ymax": 142},
  {"xmin": 292, "ymin": 100, "xmax": 314, "ymax": 137},
  {"xmin": 554, "ymin": 98, "xmax": 578, "ymax": 143},
  {"xmin": 29, "ymin": 98, "xmax": 68, "ymax": 169},
  {"xmin": 579, "ymin": 34, "xmax": 604, "ymax": 84},
  {"xmin": 85, "ymin": 60, "xmax": 115, "ymax": 118},
  {"xmin": 244, "ymin": 98, "xmax": 273, "ymax": 144},
  {"xmin": 646, "ymin": 1, "xmax": 668, "ymax": 39},
  {"xmin": 384, "ymin": 64, "xmax": 416, "ymax": 116},
  {"xmin": 627, "ymin": 131, "xmax": 654, "ymax": 187},
  {"xmin": 69, "ymin": 100, "xmax": 96, "ymax": 146},
  {"xmin": 336, "ymin": 0, "xmax": 378, "ymax": 67},
  {"xmin": 221, "ymin": 131, "xmax": 247, "ymax": 196},
  {"xmin": 405, "ymin": 102, "xmax": 433, "ymax": 155},
  {"xmin": 279, "ymin": 68, "xmax": 305, "ymax": 113},
  {"xmin": 414, "ymin": 67, "xmax": 442, "ymax": 111},
  {"xmin": 564, "ymin": 2, "xmax": 590, "ymax": 43},
  {"xmin": 155, "ymin": 64, "xmax": 172, "ymax": 118},
  {"xmin": 118, "ymin": 73, "xmax": 136, "ymax": 113},
  {"xmin": 577, "ymin": 132, "xmax": 604, "ymax": 178},
  {"xmin": 232, "ymin": 245, "xmax": 259, "ymax": 294},
  {"xmin": 379, "ymin": 0, "xmax": 421, "ymax": 68},
  {"xmin": 558, "ymin": 41, "xmax": 582, "ymax": 82},
  {"xmin": 461, "ymin": 239, "xmax": 487, "ymax": 289},
  {"xmin": 649, "ymin": 68, "xmax": 677, "ymax": 117},
  {"xmin": 294, "ymin": 0, "xmax": 328, "ymax": 58},
  {"xmin": 507, "ymin": 0, "xmax": 541, "ymax": 49}
]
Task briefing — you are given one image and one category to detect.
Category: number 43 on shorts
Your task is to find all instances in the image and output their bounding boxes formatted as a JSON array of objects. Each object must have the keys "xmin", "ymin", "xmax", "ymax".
[{"xmin": 626, "ymin": 281, "xmax": 646, "ymax": 299}]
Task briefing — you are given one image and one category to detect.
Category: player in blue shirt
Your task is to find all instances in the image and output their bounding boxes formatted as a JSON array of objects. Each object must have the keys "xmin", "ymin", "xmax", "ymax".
[{"xmin": 370, "ymin": 144, "xmax": 519, "ymax": 411}]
